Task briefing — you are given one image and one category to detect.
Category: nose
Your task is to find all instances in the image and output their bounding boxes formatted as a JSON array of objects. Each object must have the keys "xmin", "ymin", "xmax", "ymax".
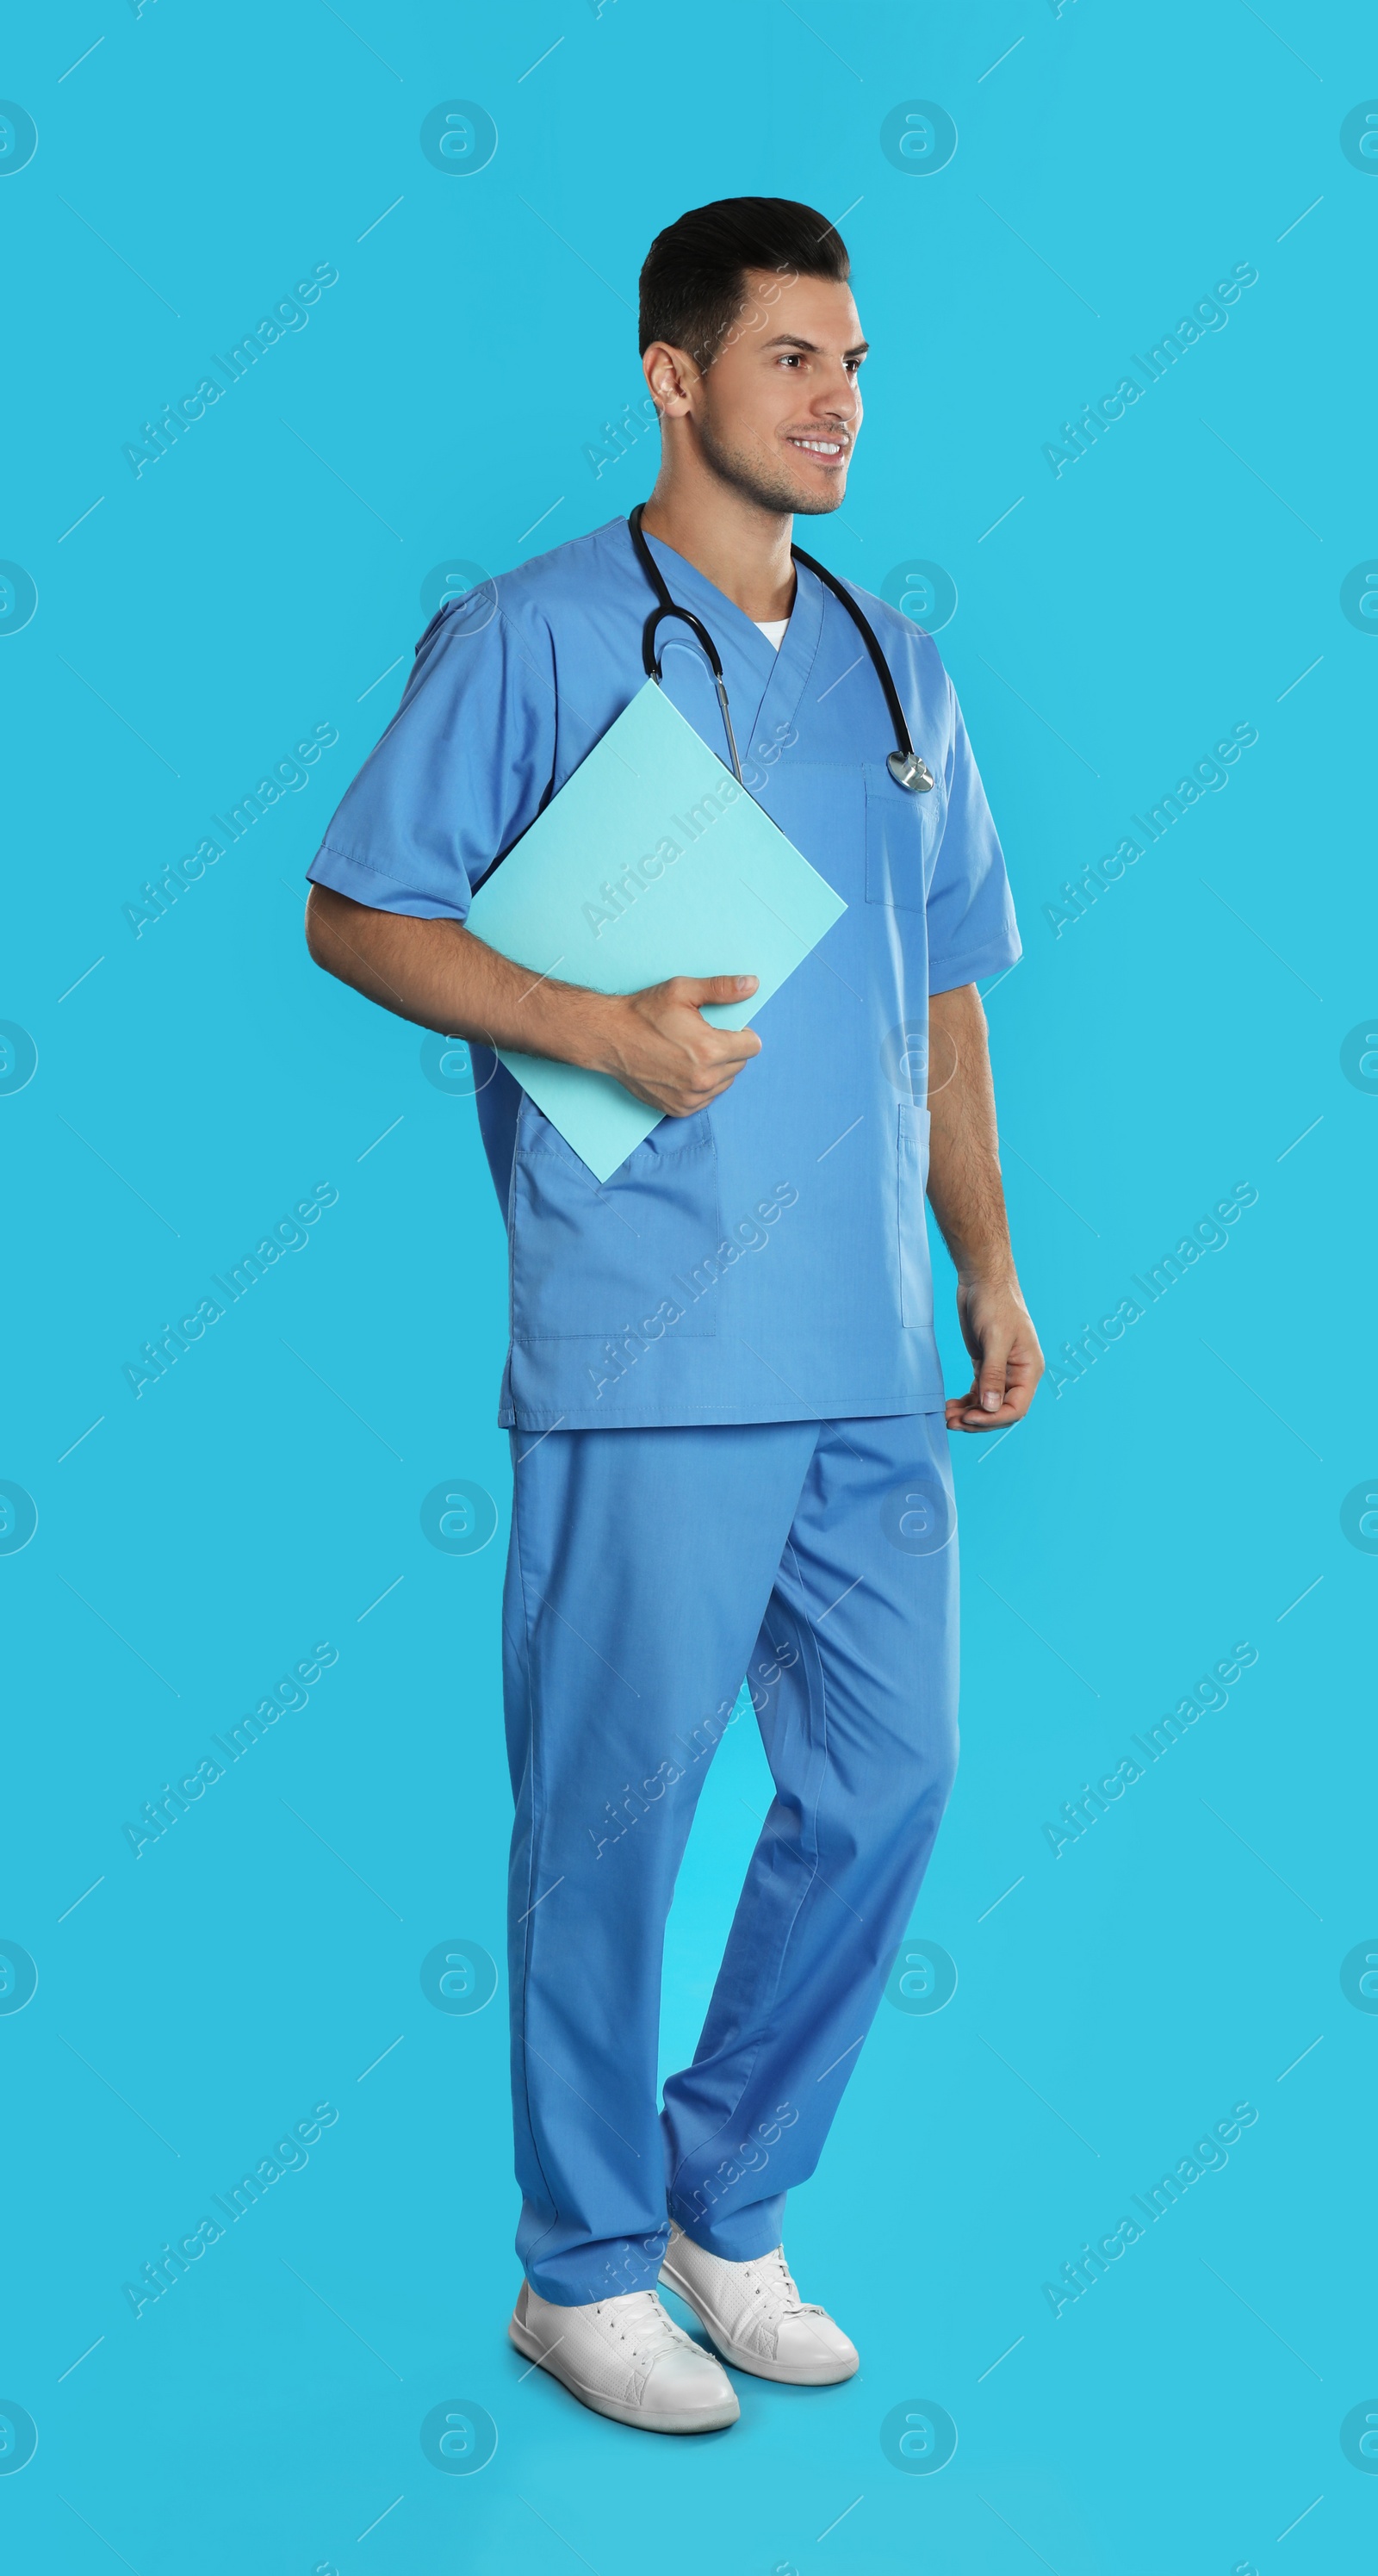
[{"xmin": 814, "ymin": 373, "xmax": 860, "ymax": 425}]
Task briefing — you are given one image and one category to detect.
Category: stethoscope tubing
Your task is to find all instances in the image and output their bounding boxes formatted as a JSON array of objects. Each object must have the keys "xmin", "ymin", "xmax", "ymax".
[{"xmin": 627, "ymin": 502, "xmax": 933, "ymax": 793}]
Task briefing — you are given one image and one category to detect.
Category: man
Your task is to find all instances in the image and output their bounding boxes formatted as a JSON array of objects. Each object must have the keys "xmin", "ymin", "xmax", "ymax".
[{"xmin": 306, "ymin": 197, "xmax": 1042, "ymax": 2436}]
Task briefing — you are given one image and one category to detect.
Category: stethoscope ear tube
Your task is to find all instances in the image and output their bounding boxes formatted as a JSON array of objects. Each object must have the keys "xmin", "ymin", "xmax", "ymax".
[{"xmin": 627, "ymin": 506, "xmax": 933, "ymax": 794}]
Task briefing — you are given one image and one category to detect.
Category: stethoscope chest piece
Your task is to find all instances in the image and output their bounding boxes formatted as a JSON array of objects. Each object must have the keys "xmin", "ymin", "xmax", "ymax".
[{"xmin": 888, "ymin": 749, "xmax": 934, "ymax": 792}]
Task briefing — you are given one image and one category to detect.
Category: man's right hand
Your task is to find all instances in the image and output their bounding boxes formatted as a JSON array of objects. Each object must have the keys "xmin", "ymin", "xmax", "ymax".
[
  {"xmin": 305, "ymin": 889, "xmax": 762, "ymax": 1120},
  {"xmin": 594, "ymin": 974, "xmax": 761, "ymax": 1118}
]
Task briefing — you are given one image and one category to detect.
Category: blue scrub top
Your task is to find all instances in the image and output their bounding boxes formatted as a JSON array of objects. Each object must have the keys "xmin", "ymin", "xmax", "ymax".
[{"xmin": 307, "ymin": 517, "xmax": 1021, "ymax": 1431}]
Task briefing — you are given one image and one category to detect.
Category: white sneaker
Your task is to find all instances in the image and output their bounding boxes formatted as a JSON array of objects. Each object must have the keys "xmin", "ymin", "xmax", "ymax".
[
  {"xmin": 659, "ymin": 2226, "xmax": 860, "ymax": 2385},
  {"xmin": 509, "ymin": 2280, "xmax": 740, "ymax": 2432}
]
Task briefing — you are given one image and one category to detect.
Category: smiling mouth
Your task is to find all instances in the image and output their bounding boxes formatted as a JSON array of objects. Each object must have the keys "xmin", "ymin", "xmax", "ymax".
[{"xmin": 786, "ymin": 434, "xmax": 848, "ymax": 460}]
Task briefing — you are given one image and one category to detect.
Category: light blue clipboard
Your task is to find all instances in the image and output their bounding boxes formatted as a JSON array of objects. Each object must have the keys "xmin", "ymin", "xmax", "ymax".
[{"xmin": 464, "ymin": 680, "xmax": 847, "ymax": 1182}]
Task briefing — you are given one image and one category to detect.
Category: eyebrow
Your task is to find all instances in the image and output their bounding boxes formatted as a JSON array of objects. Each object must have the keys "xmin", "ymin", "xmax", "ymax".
[{"xmin": 757, "ymin": 332, "xmax": 870, "ymax": 357}]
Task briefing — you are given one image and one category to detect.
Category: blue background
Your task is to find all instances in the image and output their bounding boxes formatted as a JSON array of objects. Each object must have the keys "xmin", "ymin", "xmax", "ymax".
[{"xmin": 3, "ymin": 3, "xmax": 1375, "ymax": 2569}]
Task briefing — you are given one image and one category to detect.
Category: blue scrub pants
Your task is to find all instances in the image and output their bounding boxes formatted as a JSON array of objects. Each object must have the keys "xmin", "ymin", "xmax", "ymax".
[{"xmin": 502, "ymin": 1412, "xmax": 959, "ymax": 2307}]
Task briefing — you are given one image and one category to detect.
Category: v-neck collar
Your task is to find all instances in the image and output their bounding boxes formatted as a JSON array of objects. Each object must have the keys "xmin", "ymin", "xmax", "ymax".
[{"xmin": 632, "ymin": 522, "xmax": 825, "ymax": 756}]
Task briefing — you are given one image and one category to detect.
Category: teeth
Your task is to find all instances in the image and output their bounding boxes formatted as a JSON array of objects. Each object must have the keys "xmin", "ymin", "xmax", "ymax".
[{"xmin": 791, "ymin": 438, "xmax": 843, "ymax": 456}]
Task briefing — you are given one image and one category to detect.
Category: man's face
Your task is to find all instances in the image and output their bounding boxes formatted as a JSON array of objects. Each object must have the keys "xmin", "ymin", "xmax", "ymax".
[{"xmin": 670, "ymin": 269, "xmax": 867, "ymax": 516}]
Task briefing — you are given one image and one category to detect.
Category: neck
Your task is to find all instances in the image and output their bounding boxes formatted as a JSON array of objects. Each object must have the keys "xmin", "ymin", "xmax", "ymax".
[{"xmin": 640, "ymin": 460, "xmax": 797, "ymax": 624}]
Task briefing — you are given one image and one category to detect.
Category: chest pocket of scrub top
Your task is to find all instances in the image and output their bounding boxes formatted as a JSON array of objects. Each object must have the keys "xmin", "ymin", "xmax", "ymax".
[
  {"xmin": 511, "ymin": 1102, "xmax": 722, "ymax": 1341},
  {"xmin": 897, "ymin": 1103, "xmax": 934, "ymax": 1328},
  {"xmin": 865, "ymin": 762, "xmax": 944, "ymax": 912}
]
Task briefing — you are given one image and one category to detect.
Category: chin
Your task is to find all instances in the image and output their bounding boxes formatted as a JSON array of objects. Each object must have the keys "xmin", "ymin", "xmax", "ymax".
[
  {"xmin": 749, "ymin": 469, "xmax": 847, "ymax": 517},
  {"xmin": 700, "ymin": 429, "xmax": 848, "ymax": 520},
  {"xmin": 779, "ymin": 459, "xmax": 849, "ymax": 516}
]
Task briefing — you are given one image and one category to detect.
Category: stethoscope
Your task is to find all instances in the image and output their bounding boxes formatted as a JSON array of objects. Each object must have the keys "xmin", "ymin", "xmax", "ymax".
[{"xmin": 627, "ymin": 502, "xmax": 935, "ymax": 793}]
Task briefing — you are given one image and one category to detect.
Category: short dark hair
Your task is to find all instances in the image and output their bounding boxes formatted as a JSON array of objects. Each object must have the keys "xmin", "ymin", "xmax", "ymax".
[{"xmin": 638, "ymin": 196, "xmax": 850, "ymax": 373}]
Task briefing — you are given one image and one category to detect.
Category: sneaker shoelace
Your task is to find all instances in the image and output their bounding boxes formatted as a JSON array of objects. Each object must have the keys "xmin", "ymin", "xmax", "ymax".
[
  {"xmin": 744, "ymin": 2245, "xmax": 825, "ymax": 2321},
  {"xmin": 594, "ymin": 2290, "xmax": 699, "ymax": 2368}
]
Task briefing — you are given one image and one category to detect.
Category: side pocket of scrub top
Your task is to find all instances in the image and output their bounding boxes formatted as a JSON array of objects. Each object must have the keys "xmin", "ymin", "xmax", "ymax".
[
  {"xmin": 897, "ymin": 1102, "xmax": 934, "ymax": 1329},
  {"xmin": 512, "ymin": 1100, "xmax": 723, "ymax": 1341}
]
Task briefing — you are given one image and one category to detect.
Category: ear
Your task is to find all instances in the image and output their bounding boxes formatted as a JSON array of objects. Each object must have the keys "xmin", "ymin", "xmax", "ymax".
[{"xmin": 642, "ymin": 340, "xmax": 698, "ymax": 414}]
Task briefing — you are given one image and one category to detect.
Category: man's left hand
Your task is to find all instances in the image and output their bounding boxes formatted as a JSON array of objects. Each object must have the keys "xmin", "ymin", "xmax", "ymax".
[{"xmin": 945, "ymin": 1279, "xmax": 1044, "ymax": 1433}]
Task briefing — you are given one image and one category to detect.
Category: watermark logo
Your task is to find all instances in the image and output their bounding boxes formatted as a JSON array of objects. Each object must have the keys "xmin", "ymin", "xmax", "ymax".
[
  {"xmin": 1044, "ymin": 2103, "xmax": 1257, "ymax": 2318},
  {"xmin": 885, "ymin": 1939, "xmax": 957, "ymax": 2014},
  {"xmin": 879, "ymin": 2397, "xmax": 958, "ymax": 2472},
  {"xmin": 879, "ymin": 1019, "xmax": 927, "ymax": 1098},
  {"xmin": 419, "ymin": 1480, "xmax": 498, "ymax": 1555},
  {"xmin": 1340, "ymin": 563, "xmax": 1378, "ymax": 631},
  {"xmin": 0, "ymin": 1486, "xmax": 38, "ymax": 1557},
  {"xmin": 420, "ymin": 102, "xmax": 497, "ymax": 175},
  {"xmin": 0, "ymin": 1022, "xmax": 38, "ymax": 1092},
  {"xmin": 430, "ymin": 574, "xmax": 500, "ymax": 638},
  {"xmin": 1046, "ymin": 1182, "xmax": 1259, "ymax": 1398},
  {"xmin": 121, "ymin": 268, "xmax": 340, "ymax": 482},
  {"xmin": 123, "ymin": 2104, "xmax": 338, "ymax": 2318},
  {"xmin": 881, "ymin": 560, "xmax": 957, "ymax": 635},
  {"xmin": 1042, "ymin": 265, "xmax": 1258, "ymax": 480},
  {"xmin": 1340, "ymin": 103, "xmax": 1378, "ymax": 172},
  {"xmin": 1043, "ymin": 1640, "xmax": 1257, "ymax": 1854},
  {"xmin": 1042, "ymin": 724, "xmax": 1258, "ymax": 936},
  {"xmin": 0, "ymin": 565, "xmax": 36, "ymax": 637},
  {"xmin": 1340, "ymin": 1941, "xmax": 1378, "ymax": 2012},
  {"xmin": 1340, "ymin": 1482, "xmax": 1378, "ymax": 1554},
  {"xmin": 420, "ymin": 2399, "xmax": 498, "ymax": 2473},
  {"xmin": 121, "ymin": 1183, "xmax": 339, "ymax": 1397},
  {"xmin": 0, "ymin": 1941, "xmax": 38, "ymax": 2014},
  {"xmin": 582, "ymin": 395, "xmax": 659, "ymax": 480},
  {"xmin": 419, "ymin": 1940, "xmax": 498, "ymax": 2015},
  {"xmin": 0, "ymin": 2401, "xmax": 37, "ymax": 2474},
  {"xmin": 1341, "ymin": 1020, "xmax": 1378, "ymax": 1089},
  {"xmin": 880, "ymin": 1472, "xmax": 953, "ymax": 1558},
  {"xmin": 676, "ymin": 2101, "xmax": 799, "ymax": 2231},
  {"xmin": 420, "ymin": 560, "xmax": 487, "ymax": 623},
  {"xmin": 580, "ymin": 778, "xmax": 741, "ymax": 936},
  {"xmin": 880, "ymin": 102, "xmax": 957, "ymax": 176},
  {"xmin": 0, "ymin": 104, "xmax": 38, "ymax": 177},
  {"xmin": 1341, "ymin": 2400, "xmax": 1378, "ymax": 2469},
  {"xmin": 586, "ymin": 1183, "xmax": 799, "ymax": 1402},
  {"xmin": 122, "ymin": 723, "xmax": 338, "ymax": 938},
  {"xmin": 420, "ymin": 1032, "xmax": 495, "ymax": 1096},
  {"xmin": 122, "ymin": 1643, "xmax": 338, "ymax": 1858}
]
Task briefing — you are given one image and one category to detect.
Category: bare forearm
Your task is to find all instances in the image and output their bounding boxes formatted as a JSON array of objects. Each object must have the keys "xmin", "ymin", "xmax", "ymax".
[
  {"xmin": 925, "ymin": 984, "xmax": 1015, "ymax": 1284},
  {"xmin": 304, "ymin": 882, "xmax": 760, "ymax": 1118},
  {"xmin": 305, "ymin": 882, "xmax": 620, "ymax": 1071},
  {"xmin": 926, "ymin": 984, "xmax": 1043, "ymax": 1429}
]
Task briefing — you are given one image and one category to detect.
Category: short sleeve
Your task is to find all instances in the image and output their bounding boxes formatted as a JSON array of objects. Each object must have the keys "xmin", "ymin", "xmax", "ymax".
[
  {"xmin": 307, "ymin": 587, "xmax": 558, "ymax": 922},
  {"xmin": 924, "ymin": 684, "xmax": 1022, "ymax": 992}
]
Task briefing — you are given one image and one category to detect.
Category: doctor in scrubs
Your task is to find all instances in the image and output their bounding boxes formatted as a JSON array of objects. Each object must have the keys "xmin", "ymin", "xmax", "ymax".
[{"xmin": 306, "ymin": 197, "xmax": 1043, "ymax": 2436}]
